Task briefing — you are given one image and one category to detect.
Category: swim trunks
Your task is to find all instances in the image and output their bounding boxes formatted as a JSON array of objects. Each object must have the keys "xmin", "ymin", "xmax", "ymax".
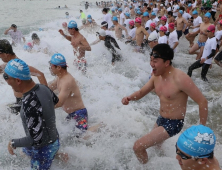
[
  {"xmin": 176, "ymin": 30, "xmax": 183, "ymax": 40},
  {"xmin": 23, "ymin": 139, "xmax": 60, "ymax": 170},
  {"xmin": 156, "ymin": 116, "xmax": 184, "ymax": 137},
  {"xmin": 197, "ymin": 41, "xmax": 206, "ymax": 48},
  {"xmin": 66, "ymin": 108, "xmax": 88, "ymax": 131},
  {"xmin": 183, "ymin": 29, "xmax": 189, "ymax": 35}
]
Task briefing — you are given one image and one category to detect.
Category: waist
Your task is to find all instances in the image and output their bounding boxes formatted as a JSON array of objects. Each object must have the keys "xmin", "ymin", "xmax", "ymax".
[{"xmin": 158, "ymin": 115, "xmax": 184, "ymax": 121}]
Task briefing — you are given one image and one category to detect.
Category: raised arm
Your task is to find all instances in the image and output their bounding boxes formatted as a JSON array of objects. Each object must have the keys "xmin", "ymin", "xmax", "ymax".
[
  {"xmin": 58, "ymin": 29, "xmax": 71, "ymax": 41},
  {"xmin": 29, "ymin": 66, "xmax": 48, "ymax": 86}
]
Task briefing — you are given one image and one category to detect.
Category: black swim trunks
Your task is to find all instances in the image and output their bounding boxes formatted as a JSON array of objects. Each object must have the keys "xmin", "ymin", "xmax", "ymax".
[{"xmin": 156, "ymin": 116, "xmax": 184, "ymax": 137}]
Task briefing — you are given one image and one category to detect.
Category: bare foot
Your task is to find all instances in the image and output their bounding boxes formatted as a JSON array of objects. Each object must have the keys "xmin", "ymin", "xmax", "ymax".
[{"xmin": 55, "ymin": 152, "xmax": 69, "ymax": 163}]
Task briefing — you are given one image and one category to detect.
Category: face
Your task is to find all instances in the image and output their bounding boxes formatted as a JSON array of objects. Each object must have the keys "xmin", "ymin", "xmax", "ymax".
[
  {"xmin": 112, "ymin": 20, "xmax": 117, "ymax": 25},
  {"xmin": 148, "ymin": 40, "xmax": 158, "ymax": 49},
  {"xmin": 49, "ymin": 62, "xmax": 59, "ymax": 76},
  {"xmin": 206, "ymin": 30, "xmax": 214, "ymax": 37},
  {"xmin": 135, "ymin": 22, "xmax": 140, "ymax": 27},
  {"xmin": 3, "ymin": 73, "xmax": 22, "ymax": 93},
  {"xmin": 11, "ymin": 27, "xmax": 17, "ymax": 32},
  {"xmin": 0, "ymin": 52, "xmax": 9, "ymax": 62},
  {"xmin": 150, "ymin": 26, "xmax": 155, "ymax": 32},
  {"xmin": 204, "ymin": 16, "xmax": 210, "ymax": 22},
  {"xmin": 217, "ymin": 22, "xmax": 221, "ymax": 29},
  {"xmin": 68, "ymin": 27, "xmax": 75, "ymax": 35},
  {"xmin": 161, "ymin": 20, "xmax": 166, "ymax": 25}
]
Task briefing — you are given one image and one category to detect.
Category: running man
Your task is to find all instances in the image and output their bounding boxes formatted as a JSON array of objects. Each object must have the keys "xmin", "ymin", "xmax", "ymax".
[
  {"xmin": 122, "ymin": 44, "xmax": 208, "ymax": 164},
  {"xmin": 112, "ymin": 16, "xmax": 128, "ymax": 39},
  {"xmin": 4, "ymin": 24, "xmax": 25, "ymax": 46},
  {"xmin": 176, "ymin": 125, "xmax": 221, "ymax": 170},
  {"xmin": 5, "ymin": 59, "xmax": 60, "ymax": 170},
  {"xmin": 175, "ymin": 10, "xmax": 188, "ymax": 40}
]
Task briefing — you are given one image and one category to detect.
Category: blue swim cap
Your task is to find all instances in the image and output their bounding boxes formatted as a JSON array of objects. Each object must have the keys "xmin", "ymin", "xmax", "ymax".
[
  {"xmin": 87, "ymin": 14, "xmax": 92, "ymax": 19},
  {"xmin": 88, "ymin": 19, "xmax": 92, "ymax": 23},
  {"xmin": 112, "ymin": 16, "xmax": 118, "ymax": 21},
  {"xmin": 177, "ymin": 6, "xmax": 180, "ymax": 9},
  {"xmin": 179, "ymin": 10, "xmax": 183, "ymax": 14},
  {"xmin": 50, "ymin": 53, "xmax": 67, "ymax": 66},
  {"xmin": 111, "ymin": 9, "xmax": 115, "ymax": 12},
  {"xmin": 150, "ymin": 3, "xmax": 153, "ymax": 5},
  {"xmin": 129, "ymin": 6, "xmax": 132, "ymax": 9},
  {"xmin": 137, "ymin": 10, "xmax": 142, "ymax": 15},
  {"xmin": 118, "ymin": 8, "xmax": 122, "ymax": 12},
  {"xmin": 151, "ymin": 12, "xmax": 156, "ymax": 16},
  {"xmin": 188, "ymin": 3, "xmax": 192, "ymax": 7},
  {"xmin": 192, "ymin": 10, "xmax": 198, "ymax": 15},
  {"xmin": 68, "ymin": 20, "xmax": 78, "ymax": 28},
  {"xmin": 115, "ymin": 7, "xmax": 118, "ymax": 10},
  {"xmin": 125, "ymin": 12, "xmax": 130, "ymax": 17},
  {"xmin": 205, "ymin": 12, "xmax": 211, "ymax": 18},
  {"xmin": 143, "ymin": 12, "xmax": 149, "ymax": 17},
  {"xmin": 177, "ymin": 125, "xmax": 216, "ymax": 158},
  {"xmin": 4, "ymin": 59, "xmax": 31, "ymax": 80},
  {"xmin": 23, "ymin": 45, "xmax": 31, "ymax": 51}
]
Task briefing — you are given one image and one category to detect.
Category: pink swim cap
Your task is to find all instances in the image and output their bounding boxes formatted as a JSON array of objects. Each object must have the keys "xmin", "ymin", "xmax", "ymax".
[
  {"xmin": 168, "ymin": 23, "xmax": 175, "ymax": 29},
  {"xmin": 150, "ymin": 22, "xmax": 156, "ymax": 28},
  {"xmin": 27, "ymin": 42, "xmax": 33, "ymax": 48},
  {"xmin": 160, "ymin": 26, "xmax": 167, "ymax": 32},
  {"xmin": 135, "ymin": 17, "xmax": 142, "ymax": 24},
  {"xmin": 219, "ymin": 19, "xmax": 222, "ymax": 25},
  {"xmin": 62, "ymin": 22, "xmax": 67, "ymax": 27},
  {"xmin": 161, "ymin": 16, "xmax": 167, "ymax": 22},
  {"xmin": 129, "ymin": 20, "xmax": 135, "ymax": 26}
]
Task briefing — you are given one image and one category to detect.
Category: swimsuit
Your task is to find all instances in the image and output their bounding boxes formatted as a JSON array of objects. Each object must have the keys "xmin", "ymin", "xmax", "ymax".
[
  {"xmin": 156, "ymin": 116, "xmax": 184, "ymax": 137},
  {"xmin": 197, "ymin": 40, "xmax": 206, "ymax": 48},
  {"xmin": 66, "ymin": 108, "xmax": 88, "ymax": 132},
  {"xmin": 176, "ymin": 30, "xmax": 183, "ymax": 40}
]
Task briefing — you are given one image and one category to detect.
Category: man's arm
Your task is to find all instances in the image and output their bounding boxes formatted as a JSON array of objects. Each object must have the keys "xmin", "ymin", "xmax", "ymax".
[
  {"xmin": 48, "ymin": 77, "xmax": 58, "ymax": 91},
  {"xmin": 176, "ymin": 72, "xmax": 208, "ymax": 125},
  {"xmin": 58, "ymin": 29, "xmax": 71, "ymax": 41},
  {"xmin": 119, "ymin": 25, "xmax": 128, "ymax": 36},
  {"xmin": 29, "ymin": 66, "xmax": 48, "ymax": 86},
  {"xmin": 4, "ymin": 27, "xmax": 11, "ymax": 35},
  {"xmin": 142, "ymin": 27, "xmax": 149, "ymax": 39},
  {"xmin": 122, "ymin": 76, "xmax": 155, "ymax": 104},
  {"xmin": 55, "ymin": 82, "xmax": 71, "ymax": 108},
  {"xmin": 90, "ymin": 39, "xmax": 101, "ymax": 46}
]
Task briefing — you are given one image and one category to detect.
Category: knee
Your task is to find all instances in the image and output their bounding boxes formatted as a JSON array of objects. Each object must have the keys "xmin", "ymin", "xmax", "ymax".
[
  {"xmin": 189, "ymin": 50, "xmax": 192, "ymax": 54},
  {"xmin": 133, "ymin": 140, "xmax": 145, "ymax": 153}
]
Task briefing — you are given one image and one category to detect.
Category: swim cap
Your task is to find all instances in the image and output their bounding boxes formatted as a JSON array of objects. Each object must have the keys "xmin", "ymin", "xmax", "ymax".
[
  {"xmin": 112, "ymin": 16, "xmax": 118, "ymax": 21},
  {"xmin": 160, "ymin": 4, "xmax": 163, "ymax": 6},
  {"xmin": 23, "ymin": 45, "xmax": 31, "ymax": 51},
  {"xmin": 62, "ymin": 22, "xmax": 67, "ymax": 27},
  {"xmin": 96, "ymin": 29, "xmax": 106, "ymax": 36},
  {"xmin": 88, "ymin": 19, "xmax": 92, "ymax": 23},
  {"xmin": 207, "ymin": 25, "xmax": 215, "ymax": 33},
  {"xmin": 87, "ymin": 14, "xmax": 92, "ymax": 19},
  {"xmin": 11, "ymin": 24, "xmax": 17, "ymax": 28},
  {"xmin": 150, "ymin": 3, "xmax": 153, "ymax": 5},
  {"xmin": 177, "ymin": 125, "xmax": 216, "ymax": 158},
  {"xmin": 111, "ymin": 9, "xmax": 115, "ymax": 12},
  {"xmin": 137, "ymin": 10, "xmax": 142, "ymax": 15},
  {"xmin": 129, "ymin": 20, "xmax": 135, "ymax": 26},
  {"xmin": 115, "ymin": 7, "xmax": 118, "ymax": 10},
  {"xmin": 188, "ymin": 3, "xmax": 192, "ymax": 7},
  {"xmin": 4, "ymin": 59, "xmax": 31, "ymax": 80},
  {"xmin": 179, "ymin": 10, "xmax": 183, "ymax": 14},
  {"xmin": 161, "ymin": 16, "xmax": 167, "ymax": 21},
  {"xmin": 150, "ymin": 22, "xmax": 156, "ymax": 28},
  {"xmin": 27, "ymin": 42, "xmax": 33, "ymax": 48},
  {"xmin": 118, "ymin": 8, "xmax": 122, "ymax": 12},
  {"xmin": 205, "ymin": 12, "xmax": 211, "ymax": 18},
  {"xmin": 160, "ymin": 26, "xmax": 167, "ymax": 32},
  {"xmin": 218, "ymin": 19, "xmax": 222, "ymax": 25},
  {"xmin": 50, "ymin": 53, "xmax": 67, "ymax": 66},
  {"xmin": 168, "ymin": 23, "xmax": 175, "ymax": 29},
  {"xmin": 125, "ymin": 12, "xmax": 130, "ymax": 17},
  {"xmin": 151, "ymin": 12, "xmax": 156, "ymax": 16},
  {"xmin": 177, "ymin": 6, "xmax": 180, "ymax": 9},
  {"xmin": 31, "ymin": 33, "xmax": 39, "ymax": 40},
  {"xmin": 148, "ymin": 32, "xmax": 158, "ymax": 41},
  {"xmin": 68, "ymin": 20, "xmax": 78, "ymax": 28},
  {"xmin": 192, "ymin": 10, "xmax": 198, "ymax": 15},
  {"xmin": 129, "ymin": 6, "xmax": 132, "ymax": 9},
  {"xmin": 0, "ymin": 39, "xmax": 14, "ymax": 54},
  {"xmin": 135, "ymin": 17, "xmax": 142, "ymax": 24},
  {"xmin": 143, "ymin": 12, "xmax": 149, "ymax": 17}
]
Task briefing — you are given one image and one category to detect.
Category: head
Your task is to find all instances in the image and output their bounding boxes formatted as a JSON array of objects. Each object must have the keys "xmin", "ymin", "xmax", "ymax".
[
  {"xmin": 31, "ymin": 33, "xmax": 40, "ymax": 44},
  {"xmin": 102, "ymin": 8, "xmax": 108, "ymax": 14},
  {"xmin": 11, "ymin": 24, "xmax": 17, "ymax": 32},
  {"xmin": 176, "ymin": 125, "xmax": 216, "ymax": 170},
  {"xmin": 150, "ymin": 22, "xmax": 156, "ymax": 31},
  {"xmin": 207, "ymin": 25, "xmax": 215, "ymax": 38},
  {"xmin": 150, "ymin": 44, "xmax": 174, "ymax": 76},
  {"xmin": 135, "ymin": 17, "xmax": 142, "ymax": 27},
  {"xmin": 68, "ymin": 20, "xmax": 78, "ymax": 35},
  {"xmin": 125, "ymin": 12, "xmax": 130, "ymax": 19},
  {"xmin": 101, "ymin": 21, "xmax": 108, "ymax": 30},
  {"xmin": 0, "ymin": 39, "xmax": 15, "ymax": 62},
  {"xmin": 168, "ymin": 23, "xmax": 175, "ymax": 32},
  {"xmin": 143, "ymin": 12, "xmax": 149, "ymax": 21},
  {"xmin": 160, "ymin": 16, "xmax": 167, "ymax": 25},
  {"xmin": 192, "ymin": 10, "xmax": 198, "ymax": 18},
  {"xmin": 80, "ymin": 10, "xmax": 83, "ymax": 13},
  {"xmin": 3, "ymin": 59, "xmax": 32, "ymax": 93},
  {"xmin": 204, "ymin": 12, "xmax": 211, "ymax": 23},
  {"xmin": 159, "ymin": 26, "xmax": 167, "ymax": 35},
  {"xmin": 148, "ymin": 32, "xmax": 158, "ymax": 49},
  {"xmin": 168, "ymin": 11, "xmax": 173, "ymax": 18},
  {"xmin": 147, "ymin": 7, "xmax": 151, "ymax": 12},
  {"xmin": 188, "ymin": 3, "xmax": 192, "ymax": 9},
  {"xmin": 151, "ymin": 12, "xmax": 156, "ymax": 19},
  {"xmin": 96, "ymin": 29, "xmax": 106, "ymax": 40},
  {"xmin": 129, "ymin": 20, "xmax": 135, "ymax": 29},
  {"xmin": 118, "ymin": 8, "xmax": 122, "ymax": 13},
  {"xmin": 178, "ymin": 10, "xmax": 183, "ymax": 17},
  {"xmin": 112, "ymin": 16, "xmax": 118, "ymax": 25},
  {"xmin": 49, "ymin": 53, "xmax": 67, "ymax": 76},
  {"xmin": 217, "ymin": 20, "xmax": 222, "ymax": 30},
  {"xmin": 87, "ymin": 14, "xmax": 92, "ymax": 19}
]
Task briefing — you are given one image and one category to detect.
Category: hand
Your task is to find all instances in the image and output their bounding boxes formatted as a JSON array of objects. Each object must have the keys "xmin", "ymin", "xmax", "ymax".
[
  {"xmin": 8, "ymin": 141, "xmax": 15, "ymax": 155},
  {"xmin": 200, "ymin": 58, "xmax": 206, "ymax": 64},
  {"xmin": 58, "ymin": 29, "xmax": 64, "ymax": 35},
  {"xmin": 121, "ymin": 96, "xmax": 131, "ymax": 105}
]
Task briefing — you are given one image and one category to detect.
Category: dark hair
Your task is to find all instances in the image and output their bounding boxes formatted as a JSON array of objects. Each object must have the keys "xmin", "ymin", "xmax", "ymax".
[
  {"xmin": 168, "ymin": 11, "xmax": 173, "ymax": 16},
  {"xmin": 61, "ymin": 66, "xmax": 67, "ymax": 70},
  {"xmin": 102, "ymin": 8, "xmax": 108, "ymax": 13},
  {"xmin": 152, "ymin": 44, "xmax": 174, "ymax": 65},
  {"xmin": 179, "ymin": 6, "xmax": 185, "ymax": 11},
  {"xmin": 75, "ymin": 28, "xmax": 79, "ymax": 31},
  {"xmin": 0, "ymin": 39, "xmax": 15, "ymax": 55},
  {"xmin": 80, "ymin": 10, "xmax": 83, "ymax": 12},
  {"xmin": 144, "ymin": 3, "xmax": 148, "ymax": 6},
  {"xmin": 31, "ymin": 33, "xmax": 40, "ymax": 40},
  {"xmin": 101, "ymin": 21, "xmax": 108, "ymax": 28},
  {"xmin": 147, "ymin": 7, "xmax": 151, "ymax": 11},
  {"xmin": 11, "ymin": 24, "xmax": 17, "ymax": 28}
]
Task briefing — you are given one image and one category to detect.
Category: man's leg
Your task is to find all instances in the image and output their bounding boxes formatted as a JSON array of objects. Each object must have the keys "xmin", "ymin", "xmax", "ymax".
[
  {"xmin": 189, "ymin": 43, "xmax": 200, "ymax": 56},
  {"xmin": 201, "ymin": 63, "xmax": 210, "ymax": 81},
  {"xmin": 133, "ymin": 126, "xmax": 170, "ymax": 164},
  {"xmin": 187, "ymin": 59, "xmax": 203, "ymax": 77},
  {"xmin": 196, "ymin": 46, "xmax": 204, "ymax": 60}
]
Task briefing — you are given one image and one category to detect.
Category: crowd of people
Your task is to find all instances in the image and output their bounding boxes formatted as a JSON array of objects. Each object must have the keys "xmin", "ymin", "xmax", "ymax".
[{"xmin": 1, "ymin": 0, "xmax": 222, "ymax": 169}]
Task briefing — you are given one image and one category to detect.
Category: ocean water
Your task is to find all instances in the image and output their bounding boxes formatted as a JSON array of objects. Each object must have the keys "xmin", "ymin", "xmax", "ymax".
[{"xmin": 0, "ymin": 0, "xmax": 222, "ymax": 170}]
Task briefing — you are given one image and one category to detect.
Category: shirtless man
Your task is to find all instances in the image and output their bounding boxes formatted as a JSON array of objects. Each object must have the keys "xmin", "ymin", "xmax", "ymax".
[
  {"xmin": 0, "ymin": 39, "xmax": 47, "ymax": 113},
  {"xmin": 112, "ymin": 16, "xmax": 128, "ymax": 39},
  {"xmin": 189, "ymin": 12, "xmax": 211, "ymax": 60},
  {"xmin": 175, "ymin": 10, "xmax": 188, "ymax": 40},
  {"xmin": 133, "ymin": 17, "xmax": 149, "ymax": 52},
  {"xmin": 59, "ymin": 20, "xmax": 91, "ymax": 60},
  {"xmin": 159, "ymin": 4, "xmax": 166, "ymax": 17},
  {"xmin": 130, "ymin": 6, "xmax": 136, "ymax": 19},
  {"xmin": 122, "ymin": 44, "xmax": 208, "ymax": 164}
]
